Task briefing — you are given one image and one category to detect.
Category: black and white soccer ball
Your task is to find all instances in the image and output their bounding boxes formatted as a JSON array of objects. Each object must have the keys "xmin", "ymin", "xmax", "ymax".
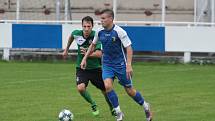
[{"xmin": 58, "ymin": 109, "xmax": 74, "ymax": 121}]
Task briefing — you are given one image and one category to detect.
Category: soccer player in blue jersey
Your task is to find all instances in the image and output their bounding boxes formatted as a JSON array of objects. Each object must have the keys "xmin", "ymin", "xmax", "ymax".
[{"xmin": 80, "ymin": 9, "xmax": 152, "ymax": 121}]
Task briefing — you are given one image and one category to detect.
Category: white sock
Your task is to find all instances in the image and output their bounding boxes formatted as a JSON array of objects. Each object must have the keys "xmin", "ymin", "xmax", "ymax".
[
  {"xmin": 114, "ymin": 106, "xmax": 121, "ymax": 113},
  {"xmin": 143, "ymin": 101, "xmax": 149, "ymax": 111}
]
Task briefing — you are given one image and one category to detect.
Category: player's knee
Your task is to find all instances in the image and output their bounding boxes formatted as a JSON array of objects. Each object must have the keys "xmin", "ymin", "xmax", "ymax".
[
  {"xmin": 77, "ymin": 84, "xmax": 86, "ymax": 93},
  {"xmin": 104, "ymin": 80, "xmax": 113, "ymax": 92},
  {"xmin": 125, "ymin": 88, "xmax": 136, "ymax": 97},
  {"xmin": 104, "ymin": 83, "xmax": 112, "ymax": 92}
]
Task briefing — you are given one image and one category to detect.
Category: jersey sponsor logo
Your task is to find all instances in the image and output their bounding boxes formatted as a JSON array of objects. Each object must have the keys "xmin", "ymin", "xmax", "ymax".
[
  {"xmin": 105, "ymin": 34, "xmax": 111, "ymax": 37},
  {"xmin": 74, "ymin": 35, "xmax": 86, "ymax": 45}
]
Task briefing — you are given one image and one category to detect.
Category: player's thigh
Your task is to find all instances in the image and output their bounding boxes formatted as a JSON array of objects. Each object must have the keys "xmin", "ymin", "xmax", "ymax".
[
  {"xmin": 102, "ymin": 65, "xmax": 115, "ymax": 90},
  {"xmin": 115, "ymin": 66, "xmax": 132, "ymax": 88},
  {"xmin": 76, "ymin": 68, "xmax": 90, "ymax": 87},
  {"xmin": 102, "ymin": 65, "xmax": 115, "ymax": 81},
  {"xmin": 89, "ymin": 68, "xmax": 106, "ymax": 91}
]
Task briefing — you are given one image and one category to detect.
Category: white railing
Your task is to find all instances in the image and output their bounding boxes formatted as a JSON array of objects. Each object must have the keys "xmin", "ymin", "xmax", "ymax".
[{"xmin": 1, "ymin": 20, "xmax": 215, "ymax": 26}]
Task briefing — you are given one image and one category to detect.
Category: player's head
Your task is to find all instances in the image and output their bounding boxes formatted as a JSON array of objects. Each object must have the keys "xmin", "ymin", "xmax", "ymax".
[
  {"xmin": 82, "ymin": 16, "xmax": 94, "ymax": 37},
  {"xmin": 100, "ymin": 9, "xmax": 114, "ymax": 29}
]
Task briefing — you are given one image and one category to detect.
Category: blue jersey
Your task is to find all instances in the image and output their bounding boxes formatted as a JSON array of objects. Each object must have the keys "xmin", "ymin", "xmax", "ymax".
[{"xmin": 93, "ymin": 24, "xmax": 132, "ymax": 67}]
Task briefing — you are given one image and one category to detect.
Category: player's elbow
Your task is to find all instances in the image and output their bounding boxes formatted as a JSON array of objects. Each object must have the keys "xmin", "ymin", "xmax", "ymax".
[
  {"xmin": 94, "ymin": 50, "xmax": 102, "ymax": 58},
  {"xmin": 97, "ymin": 51, "xmax": 102, "ymax": 58},
  {"xmin": 126, "ymin": 45, "xmax": 133, "ymax": 52}
]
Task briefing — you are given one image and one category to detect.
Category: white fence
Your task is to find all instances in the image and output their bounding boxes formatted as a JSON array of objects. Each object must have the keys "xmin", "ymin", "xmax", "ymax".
[{"xmin": 1, "ymin": 20, "xmax": 215, "ymax": 63}]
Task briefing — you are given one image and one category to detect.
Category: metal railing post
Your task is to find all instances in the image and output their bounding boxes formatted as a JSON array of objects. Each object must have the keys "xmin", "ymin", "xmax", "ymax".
[{"xmin": 16, "ymin": 0, "xmax": 20, "ymax": 23}]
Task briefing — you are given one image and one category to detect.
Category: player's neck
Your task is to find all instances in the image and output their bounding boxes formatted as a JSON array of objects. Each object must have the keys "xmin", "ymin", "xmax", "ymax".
[
  {"xmin": 105, "ymin": 23, "xmax": 114, "ymax": 31},
  {"xmin": 83, "ymin": 34, "xmax": 89, "ymax": 38},
  {"xmin": 83, "ymin": 32, "xmax": 90, "ymax": 38}
]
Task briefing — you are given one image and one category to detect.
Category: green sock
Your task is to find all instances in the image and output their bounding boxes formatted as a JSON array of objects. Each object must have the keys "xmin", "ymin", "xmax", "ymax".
[{"xmin": 80, "ymin": 91, "xmax": 96, "ymax": 106}]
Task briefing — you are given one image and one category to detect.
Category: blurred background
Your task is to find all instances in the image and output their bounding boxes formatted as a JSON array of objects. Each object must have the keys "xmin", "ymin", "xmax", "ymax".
[{"xmin": 0, "ymin": 0, "xmax": 214, "ymax": 22}]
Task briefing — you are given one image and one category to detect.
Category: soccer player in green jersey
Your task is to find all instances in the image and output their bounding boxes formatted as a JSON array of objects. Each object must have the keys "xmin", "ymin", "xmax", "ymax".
[{"xmin": 63, "ymin": 16, "xmax": 115, "ymax": 116}]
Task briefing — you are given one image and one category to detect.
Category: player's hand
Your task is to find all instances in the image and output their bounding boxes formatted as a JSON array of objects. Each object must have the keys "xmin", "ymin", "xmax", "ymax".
[
  {"xmin": 62, "ymin": 49, "xmax": 68, "ymax": 59},
  {"xmin": 126, "ymin": 64, "xmax": 133, "ymax": 80},
  {"xmin": 80, "ymin": 47, "xmax": 87, "ymax": 55},
  {"xmin": 80, "ymin": 58, "xmax": 87, "ymax": 69}
]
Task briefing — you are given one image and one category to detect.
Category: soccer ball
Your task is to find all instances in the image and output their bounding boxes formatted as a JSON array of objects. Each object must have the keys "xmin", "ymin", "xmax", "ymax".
[{"xmin": 58, "ymin": 109, "xmax": 74, "ymax": 121}]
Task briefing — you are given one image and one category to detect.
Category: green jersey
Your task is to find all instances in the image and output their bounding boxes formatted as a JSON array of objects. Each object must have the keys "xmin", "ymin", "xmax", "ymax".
[{"xmin": 72, "ymin": 30, "xmax": 101, "ymax": 69}]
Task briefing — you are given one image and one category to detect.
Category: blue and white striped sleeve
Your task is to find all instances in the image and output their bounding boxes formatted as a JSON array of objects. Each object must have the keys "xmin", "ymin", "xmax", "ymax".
[{"xmin": 117, "ymin": 27, "xmax": 132, "ymax": 47}]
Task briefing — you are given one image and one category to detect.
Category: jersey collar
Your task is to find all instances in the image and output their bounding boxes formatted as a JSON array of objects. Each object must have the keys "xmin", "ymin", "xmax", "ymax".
[{"xmin": 104, "ymin": 24, "xmax": 115, "ymax": 32}]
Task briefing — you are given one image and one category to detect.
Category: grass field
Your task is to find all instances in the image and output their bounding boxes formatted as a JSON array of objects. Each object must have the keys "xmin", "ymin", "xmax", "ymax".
[{"xmin": 0, "ymin": 61, "xmax": 214, "ymax": 121}]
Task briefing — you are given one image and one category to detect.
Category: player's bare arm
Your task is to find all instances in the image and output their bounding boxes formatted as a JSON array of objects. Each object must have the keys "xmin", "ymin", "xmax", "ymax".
[
  {"xmin": 80, "ymin": 46, "xmax": 102, "ymax": 58},
  {"xmin": 126, "ymin": 45, "xmax": 133, "ymax": 79},
  {"xmin": 63, "ymin": 35, "xmax": 74, "ymax": 58},
  {"xmin": 89, "ymin": 50, "xmax": 102, "ymax": 58},
  {"xmin": 80, "ymin": 43, "xmax": 96, "ymax": 69}
]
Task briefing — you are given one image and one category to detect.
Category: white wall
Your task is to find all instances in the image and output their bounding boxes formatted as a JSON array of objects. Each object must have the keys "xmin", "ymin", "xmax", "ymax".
[
  {"xmin": 1, "ymin": 23, "xmax": 215, "ymax": 53},
  {"xmin": 165, "ymin": 26, "xmax": 215, "ymax": 52},
  {"xmin": 0, "ymin": 23, "xmax": 12, "ymax": 48},
  {"xmin": 62, "ymin": 24, "xmax": 80, "ymax": 50}
]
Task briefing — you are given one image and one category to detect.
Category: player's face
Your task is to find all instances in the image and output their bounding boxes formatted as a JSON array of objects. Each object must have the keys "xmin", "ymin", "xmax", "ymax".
[
  {"xmin": 100, "ymin": 13, "xmax": 113, "ymax": 28},
  {"xmin": 82, "ymin": 21, "xmax": 93, "ymax": 37}
]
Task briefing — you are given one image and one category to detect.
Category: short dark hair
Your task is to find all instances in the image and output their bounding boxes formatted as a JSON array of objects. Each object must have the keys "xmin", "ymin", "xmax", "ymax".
[
  {"xmin": 100, "ymin": 9, "xmax": 114, "ymax": 19},
  {"xmin": 82, "ymin": 16, "xmax": 94, "ymax": 26}
]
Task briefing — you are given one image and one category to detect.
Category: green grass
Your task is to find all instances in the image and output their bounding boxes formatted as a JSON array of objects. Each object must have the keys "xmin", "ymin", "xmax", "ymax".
[{"xmin": 0, "ymin": 61, "xmax": 215, "ymax": 121}]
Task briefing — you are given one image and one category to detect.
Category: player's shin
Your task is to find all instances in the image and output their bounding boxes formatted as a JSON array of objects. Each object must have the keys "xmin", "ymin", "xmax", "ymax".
[
  {"xmin": 103, "ymin": 93, "xmax": 117, "ymax": 116},
  {"xmin": 132, "ymin": 91, "xmax": 144, "ymax": 106},
  {"xmin": 106, "ymin": 90, "xmax": 121, "ymax": 113},
  {"xmin": 80, "ymin": 90, "xmax": 96, "ymax": 106}
]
